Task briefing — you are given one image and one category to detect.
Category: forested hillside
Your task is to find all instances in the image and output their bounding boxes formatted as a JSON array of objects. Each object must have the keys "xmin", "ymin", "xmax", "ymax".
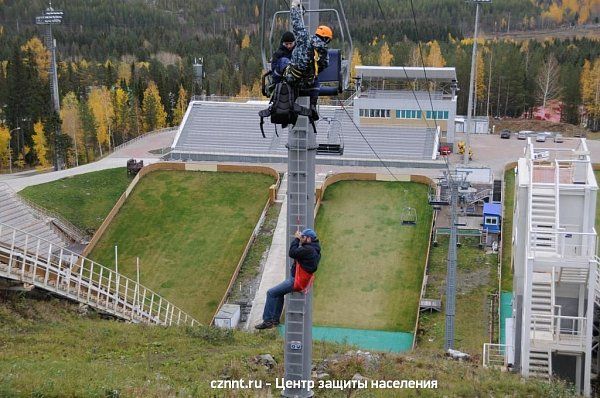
[{"xmin": 0, "ymin": 0, "xmax": 598, "ymax": 170}]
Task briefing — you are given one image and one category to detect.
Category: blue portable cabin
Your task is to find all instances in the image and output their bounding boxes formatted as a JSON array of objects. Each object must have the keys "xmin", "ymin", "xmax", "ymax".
[{"xmin": 483, "ymin": 202, "xmax": 502, "ymax": 233}]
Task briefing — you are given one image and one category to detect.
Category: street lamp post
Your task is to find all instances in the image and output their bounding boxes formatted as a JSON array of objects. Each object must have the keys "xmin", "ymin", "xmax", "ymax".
[
  {"xmin": 464, "ymin": 0, "xmax": 491, "ymax": 165},
  {"xmin": 8, "ymin": 127, "xmax": 21, "ymax": 174}
]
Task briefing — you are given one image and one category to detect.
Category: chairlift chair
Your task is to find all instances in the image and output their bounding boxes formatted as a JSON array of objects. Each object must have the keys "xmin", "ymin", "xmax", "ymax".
[
  {"xmin": 401, "ymin": 207, "xmax": 417, "ymax": 226},
  {"xmin": 260, "ymin": 0, "xmax": 353, "ymax": 98},
  {"xmin": 316, "ymin": 117, "xmax": 344, "ymax": 155}
]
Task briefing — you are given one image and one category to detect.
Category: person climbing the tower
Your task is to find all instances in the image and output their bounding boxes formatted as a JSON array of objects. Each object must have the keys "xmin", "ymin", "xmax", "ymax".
[
  {"xmin": 255, "ymin": 228, "xmax": 321, "ymax": 330},
  {"xmin": 271, "ymin": 31, "xmax": 295, "ymax": 84},
  {"xmin": 285, "ymin": 0, "xmax": 332, "ymax": 114}
]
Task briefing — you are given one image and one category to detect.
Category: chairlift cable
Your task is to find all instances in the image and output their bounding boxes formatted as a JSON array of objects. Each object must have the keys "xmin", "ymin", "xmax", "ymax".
[
  {"xmin": 376, "ymin": 0, "xmax": 387, "ymax": 21},
  {"xmin": 337, "ymin": 99, "xmax": 399, "ymax": 182},
  {"xmin": 408, "ymin": 0, "xmax": 440, "ymax": 134}
]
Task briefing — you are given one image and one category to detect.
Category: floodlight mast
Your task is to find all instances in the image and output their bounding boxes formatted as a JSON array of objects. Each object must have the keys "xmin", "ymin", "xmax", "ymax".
[
  {"xmin": 464, "ymin": 0, "xmax": 491, "ymax": 165},
  {"xmin": 36, "ymin": 2, "xmax": 63, "ymax": 171}
]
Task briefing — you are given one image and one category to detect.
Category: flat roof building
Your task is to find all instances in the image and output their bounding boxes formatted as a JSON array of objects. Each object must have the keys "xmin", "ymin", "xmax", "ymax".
[{"xmin": 354, "ymin": 66, "xmax": 458, "ymax": 145}]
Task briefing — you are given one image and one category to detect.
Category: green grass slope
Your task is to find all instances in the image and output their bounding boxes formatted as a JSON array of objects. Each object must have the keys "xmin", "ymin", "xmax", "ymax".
[
  {"xmin": 501, "ymin": 169, "xmax": 516, "ymax": 292},
  {"xmin": 0, "ymin": 295, "xmax": 576, "ymax": 397},
  {"xmin": 418, "ymin": 237, "xmax": 498, "ymax": 355},
  {"xmin": 314, "ymin": 181, "xmax": 433, "ymax": 332},
  {"xmin": 88, "ymin": 171, "xmax": 274, "ymax": 324},
  {"xmin": 19, "ymin": 168, "xmax": 131, "ymax": 233}
]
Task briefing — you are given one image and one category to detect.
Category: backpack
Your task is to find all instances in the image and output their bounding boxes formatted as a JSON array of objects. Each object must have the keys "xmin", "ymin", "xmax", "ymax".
[{"xmin": 258, "ymin": 81, "xmax": 317, "ymax": 138}]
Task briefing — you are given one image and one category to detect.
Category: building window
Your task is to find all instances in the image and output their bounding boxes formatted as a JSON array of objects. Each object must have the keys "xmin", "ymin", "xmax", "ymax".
[
  {"xmin": 361, "ymin": 109, "xmax": 390, "ymax": 118},
  {"xmin": 485, "ymin": 217, "xmax": 498, "ymax": 225}
]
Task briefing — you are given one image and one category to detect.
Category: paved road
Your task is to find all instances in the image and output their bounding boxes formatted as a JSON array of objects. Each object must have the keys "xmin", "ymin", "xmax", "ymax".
[{"xmin": 0, "ymin": 130, "xmax": 176, "ymax": 192}]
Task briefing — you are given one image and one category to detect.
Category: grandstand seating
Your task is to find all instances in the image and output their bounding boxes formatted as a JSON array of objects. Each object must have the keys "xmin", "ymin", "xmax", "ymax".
[
  {"xmin": 170, "ymin": 101, "xmax": 437, "ymax": 161},
  {"xmin": 0, "ymin": 187, "xmax": 67, "ymax": 255}
]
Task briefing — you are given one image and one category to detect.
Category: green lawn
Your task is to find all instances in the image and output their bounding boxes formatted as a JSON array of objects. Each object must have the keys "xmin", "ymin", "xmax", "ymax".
[
  {"xmin": 313, "ymin": 181, "xmax": 433, "ymax": 332},
  {"xmin": 418, "ymin": 237, "xmax": 498, "ymax": 355},
  {"xmin": 501, "ymin": 169, "xmax": 516, "ymax": 292},
  {"xmin": 88, "ymin": 171, "xmax": 274, "ymax": 324},
  {"xmin": 19, "ymin": 168, "xmax": 131, "ymax": 233}
]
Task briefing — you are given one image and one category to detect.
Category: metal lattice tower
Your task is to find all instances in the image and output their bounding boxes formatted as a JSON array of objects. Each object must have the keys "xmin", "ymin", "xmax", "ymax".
[
  {"xmin": 36, "ymin": 3, "xmax": 63, "ymax": 113},
  {"xmin": 36, "ymin": 3, "xmax": 63, "ymax": 171},
  {"xmin": 438, "ymin": 170, "xmax": 470, "ymax": 351},
  {"xmin": 283, "ymin": 2, "xmax": 318, "ymax": 397}
]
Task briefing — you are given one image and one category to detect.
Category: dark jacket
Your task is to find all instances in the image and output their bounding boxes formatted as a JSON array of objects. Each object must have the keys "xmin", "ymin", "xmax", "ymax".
[
  {"xmin": 270, "ymin": 43, "xmax": 293, "ymax": 83},
  {"xmin": 290, "ymin": 5, "xmax": 329, "ymax": 80},
  {"xmin": 289, "ymin": 237, "xmax": 321, "ymax": 274}
]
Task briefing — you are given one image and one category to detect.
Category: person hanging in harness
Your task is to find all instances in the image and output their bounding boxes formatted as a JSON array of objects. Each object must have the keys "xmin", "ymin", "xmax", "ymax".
[
  {"xmin": 255, "ymin": 228, "xmax": 321, "ymax": 330},
  {"xmin": 285, "ymin": 0, "xmax": 332, "ymax": 116},
  {"xmin": 258, "ymin": 2, "xmax": 332, "ymax": 137},
  {"xmin": 271, "ymin": 31, "xmax": 296, "ymax": 84}
]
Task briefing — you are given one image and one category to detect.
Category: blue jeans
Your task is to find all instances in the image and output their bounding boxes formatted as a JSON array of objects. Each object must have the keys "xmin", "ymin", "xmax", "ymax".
[{"xmin": 262, "ymin": 276, "xmax": 294, "ymax": 322}]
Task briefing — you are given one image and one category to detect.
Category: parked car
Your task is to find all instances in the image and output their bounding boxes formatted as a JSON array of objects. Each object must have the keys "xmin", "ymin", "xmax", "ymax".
[
  {"xmin": 439, "ymin": 145, "xmax": 451, "ymax": 155},
  {"xmin": 554, "ymin": 133, "xmax": 564, "ymax": 143},
  {"xmin": 500, "ymin": 129, "xmax": 511, "ymax": 139},
  {"xmin": 536, "ymin": 133, "xmax": 546, "ymax": 142},
  {"xmin": 517, "ymin": 130, "xmax": 533, "ymax": 140}
]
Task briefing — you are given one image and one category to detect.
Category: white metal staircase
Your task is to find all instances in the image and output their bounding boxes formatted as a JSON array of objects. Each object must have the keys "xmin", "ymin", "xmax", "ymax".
[
  {"xmin": 558, "ymin": 267, "xmax": 589, "ymax": 284},
  {"xmin": 530, "ymin": 272, "xmax": 555, "ymax": 338},
  {"xmin": 0, "ymin": 222, "xmax": 198, "ymax": 326},
  {"xmin": 529, "ymin": 185, "xmax": 558, "ymax": 254},
  {"xmin": 528, "ymin": 349, "xmax": 552, "ymax": 379}
]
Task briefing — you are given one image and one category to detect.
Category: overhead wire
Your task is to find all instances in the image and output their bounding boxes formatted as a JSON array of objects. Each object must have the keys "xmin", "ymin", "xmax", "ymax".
[{"xmin": 334, "ymin": 0, "xmax": 452, "ymax": 182}]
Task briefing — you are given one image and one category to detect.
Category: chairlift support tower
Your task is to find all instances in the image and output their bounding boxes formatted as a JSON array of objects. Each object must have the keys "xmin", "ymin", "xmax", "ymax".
[
  {"xmin": 259, "ymin": 0, "xmax": 351, "ymax": 396},
  {"xmin": 284, "ymin": 2, "xmax": 319, "ymax": 397},
  {"xmin": 430, "ymin": 170, "xmax": 470, "ymax": 350}
]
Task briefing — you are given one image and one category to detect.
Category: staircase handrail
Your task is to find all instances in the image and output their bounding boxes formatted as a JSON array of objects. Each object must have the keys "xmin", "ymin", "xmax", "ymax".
[
  {"xmin": 0, "ymin": 222, "xmax": 199, "ymax": 327},
  {"xmin": 482, "ymin": 343, "xmax": 510, "ymax": 368}
]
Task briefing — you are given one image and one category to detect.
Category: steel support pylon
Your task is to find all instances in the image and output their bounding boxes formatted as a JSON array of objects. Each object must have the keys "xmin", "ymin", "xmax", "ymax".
[
  {"xmin": 283, "ymin": 95, "xmax": 316, "ymax": 398},
  {"xmin": 444, "ymin": 178, "xmax": 459, "ymax": 350}
]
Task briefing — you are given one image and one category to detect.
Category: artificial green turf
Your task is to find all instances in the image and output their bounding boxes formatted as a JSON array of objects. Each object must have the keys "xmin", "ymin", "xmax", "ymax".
[
  {"xmin": 19, "ymin": 168, "xmax": 131, "ymax": 233},
  {"xmin": 418, "ymin": 236, "xmax": 498, "ymax": 355},
  {"xmin": 501, "ymin": 169, "xmax": 516, "ymax": 292},
  {"xmin": 313, "ymin": 180, "xmax": 433, "ymax": 332},
  {"xmin": 88, "ymin": 171, "xmax": 274, "ymax": 324}
]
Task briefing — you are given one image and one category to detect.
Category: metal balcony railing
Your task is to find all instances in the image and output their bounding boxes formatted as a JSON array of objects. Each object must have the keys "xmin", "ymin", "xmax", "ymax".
[{"xmin": 530, "ymin": 313, "xmax": 587, "ymax": 348}]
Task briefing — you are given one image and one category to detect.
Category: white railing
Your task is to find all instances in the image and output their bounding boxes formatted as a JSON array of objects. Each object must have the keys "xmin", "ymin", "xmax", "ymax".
[
  {"xmin": 531, "ymin": 313, "xmax": 587, "ymax": 347},
  {"xmin": 530, "ymin": 229, "xmax": 597, "ymax": 259},
  {"xmin": 483, "ymin": 343, "xmax": 510, "ymax": 368},
  {"xmin": 0, "ymin": 222, "xmax": 199, "ymax": 327},
  {"xmin": 594, "ymin": 257, "xmax": 600, "ymax": 307},
  {"xmin": 112, "ymin": 127, "xmax": 177, "ymax": 154}
]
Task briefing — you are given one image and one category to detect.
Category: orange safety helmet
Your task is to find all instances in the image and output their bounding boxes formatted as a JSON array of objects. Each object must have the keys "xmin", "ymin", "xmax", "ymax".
[{"xmin": 315, "ymin": 25, "xmax": 333, "ymax": 41}]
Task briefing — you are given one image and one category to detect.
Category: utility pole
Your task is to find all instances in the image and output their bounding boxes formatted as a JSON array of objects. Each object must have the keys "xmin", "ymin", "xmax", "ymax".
[
  {"xmin": 464, "ymin": 0, "xmax": 491, "ymax": 164},
  {"xmin": 36, "ymin": 2, "xmax": 63, "ymax": 171},
  {"xmin": 283, "ymin": 2, "xmax": 318, "ymax": 397}
]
